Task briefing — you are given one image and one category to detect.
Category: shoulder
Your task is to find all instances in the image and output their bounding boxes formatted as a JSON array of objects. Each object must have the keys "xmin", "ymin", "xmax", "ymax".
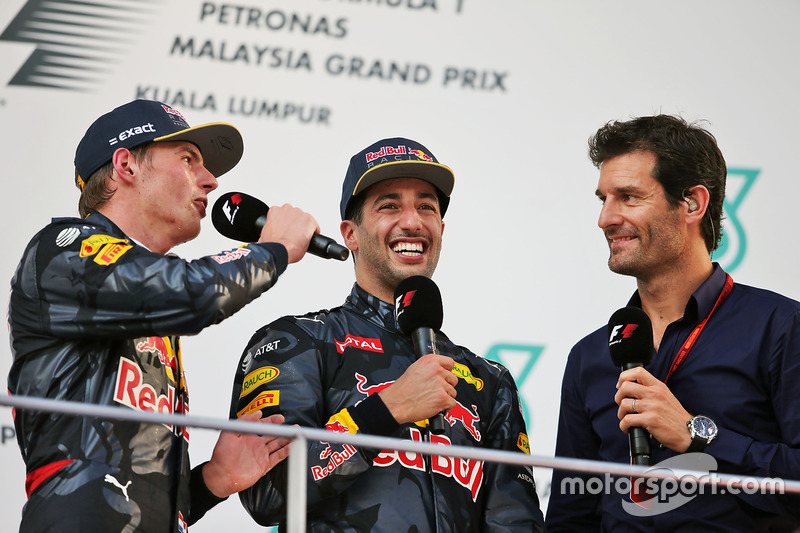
[{"xmin": 731, "ymin": 281, "xmax": 800, "ymax": 312}]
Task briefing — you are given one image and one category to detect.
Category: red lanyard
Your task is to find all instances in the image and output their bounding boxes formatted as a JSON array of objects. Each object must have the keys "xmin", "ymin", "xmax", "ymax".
[{"xmin": 664, "ymin": 273, "xmax": 734, "ymax": 384}]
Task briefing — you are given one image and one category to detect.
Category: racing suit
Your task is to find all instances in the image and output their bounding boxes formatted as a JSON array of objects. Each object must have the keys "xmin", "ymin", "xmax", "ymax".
[
  {"xmin": 7, "ymin": 212, "xmax": 288, "ymax": 532},
  {"xmin": 229, "ymin": 283, "xmax": 544, "ymax": 532}
]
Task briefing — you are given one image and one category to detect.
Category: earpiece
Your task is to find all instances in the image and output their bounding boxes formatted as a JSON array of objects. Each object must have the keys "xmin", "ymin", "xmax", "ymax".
[{"xmin": 687, "ymin": 197, "xmax": 698, "ymax": 213}]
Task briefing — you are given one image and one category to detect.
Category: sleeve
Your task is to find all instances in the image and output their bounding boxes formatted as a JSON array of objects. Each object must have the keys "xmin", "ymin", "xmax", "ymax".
[
  {"xmin": 545, "ymin": 343, "xmax": 603, "ymax": 532},
  {"xmin": 702, "ymin": 306, "xmax": 800, "ymax": 518},
  {"xmin": 480, "ymin": 365, "xmax": 545, "ymax": 532},
  {"xmin": 187, "ymin": 461, "xmax": 227, "ymax": 525},
  {"xmin": 228, "ymin": 318, "xmax": 391, "ymax": 526},
  {"xmin": 11, "ymin": 220, "xmax": 288, "ymax": 340}
]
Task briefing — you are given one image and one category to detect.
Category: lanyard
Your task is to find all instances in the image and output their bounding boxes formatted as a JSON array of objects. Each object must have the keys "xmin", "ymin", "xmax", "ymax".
[{"xmin": 664, "ymin": 273, "xmax": 734, "ymax": 384}]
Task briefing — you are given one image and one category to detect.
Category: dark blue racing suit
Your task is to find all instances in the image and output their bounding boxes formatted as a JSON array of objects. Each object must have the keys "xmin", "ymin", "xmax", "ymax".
[
  {"xmin": 8, "ymin": 212, "xmax": 288, "ymax": 532},
  {"xmin": 229, "ymin": 283, "xmax": 545, "ymax": 532}
]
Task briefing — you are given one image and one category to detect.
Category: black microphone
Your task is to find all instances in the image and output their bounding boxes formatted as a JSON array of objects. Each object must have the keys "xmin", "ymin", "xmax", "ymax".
[
  {"xmin": 608, "ymin": 306, "xmax": 654, "ymax": 466},
  {"xmin": 394, "ymin": 275, "xmax": 446, "ymax": 435},
  {"xmin": 211, "ymin": 191, "xmax": 350, "ymax": 261}
]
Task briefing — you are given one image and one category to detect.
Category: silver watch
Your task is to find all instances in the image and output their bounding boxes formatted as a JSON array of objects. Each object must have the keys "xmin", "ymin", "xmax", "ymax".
[{"xmin": 686, "ymin": 415, "xmax": 717, "ymax": 453}]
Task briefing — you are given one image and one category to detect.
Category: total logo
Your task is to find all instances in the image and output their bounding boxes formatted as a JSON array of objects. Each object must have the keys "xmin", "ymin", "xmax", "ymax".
[{"xmin": 335, "ymin": 335, "xmax": 384, "ymax": 354}]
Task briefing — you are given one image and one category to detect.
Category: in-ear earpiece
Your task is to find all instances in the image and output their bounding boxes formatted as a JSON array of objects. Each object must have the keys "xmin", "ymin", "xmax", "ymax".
[{"xmin": 687, "ymin": 198, "xmax": 698, "ymax": 213}]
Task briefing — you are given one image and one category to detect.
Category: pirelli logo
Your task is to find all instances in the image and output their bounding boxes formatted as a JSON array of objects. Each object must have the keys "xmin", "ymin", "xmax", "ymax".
[
  {"xmin": 94, "ymin": 243, "xmax": 132, "ymax": 265},
  {"xmin": 237, "ymin": 390, "xmax": 279, "ymax": 418}
]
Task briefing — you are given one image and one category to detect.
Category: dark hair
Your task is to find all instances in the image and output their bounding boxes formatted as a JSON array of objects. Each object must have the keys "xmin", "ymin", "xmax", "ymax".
[
  {"xmin": 588, "ymin": 115, "xmax": 726, "ymax": 252},
  {"xmin": 75, "ymin": 143, "xmax": 153, "ymax": 217}
]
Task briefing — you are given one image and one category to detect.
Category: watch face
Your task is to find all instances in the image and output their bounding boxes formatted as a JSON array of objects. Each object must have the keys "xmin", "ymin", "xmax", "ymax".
[{"xmin": 692, "ymin": 416, "xmax": 717, "ymax": 438}]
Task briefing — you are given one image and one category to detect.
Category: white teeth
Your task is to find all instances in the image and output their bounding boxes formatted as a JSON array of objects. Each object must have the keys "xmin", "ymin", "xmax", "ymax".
[{"xmin": 392, "ymin": 242, "xmax": 423, "ymax": 255}]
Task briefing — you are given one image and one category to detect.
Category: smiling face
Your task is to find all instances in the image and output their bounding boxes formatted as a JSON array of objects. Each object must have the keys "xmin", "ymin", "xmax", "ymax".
[
  {"xmin": 137, "ymin": 141, "xmax": 218, "ymax": 250},
  {"xmin": 595, "ymin": 151, "xmax": 687, "ymax": 281},
  {"xmin": 341, "ymin": 177, "xmax": 445, "ymax": 302}
]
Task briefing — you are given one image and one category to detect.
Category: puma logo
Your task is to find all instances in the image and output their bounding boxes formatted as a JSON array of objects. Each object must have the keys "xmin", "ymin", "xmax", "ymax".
[{"xmin": 104, "ymin": 474, "xmax": 132, "ymax": 502}]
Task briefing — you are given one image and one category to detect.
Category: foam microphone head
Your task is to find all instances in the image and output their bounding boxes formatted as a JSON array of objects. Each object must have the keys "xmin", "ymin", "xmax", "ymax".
[
  {"xmin": 394, "ymin": 275, "xmax": 444, "ymax": 334},
  {"xmin": 607, "ymin": 306, "xmax": 653, "ymax": 367},
  {"xmin": 211, "ymin": 191, "xmax": 269, "ymax": 242}
]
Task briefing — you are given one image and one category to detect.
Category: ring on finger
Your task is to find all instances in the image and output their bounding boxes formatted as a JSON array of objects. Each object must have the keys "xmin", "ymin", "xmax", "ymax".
[{"xmin": 632, "ymin": 398, "xmax": 638, "ymax": 413}]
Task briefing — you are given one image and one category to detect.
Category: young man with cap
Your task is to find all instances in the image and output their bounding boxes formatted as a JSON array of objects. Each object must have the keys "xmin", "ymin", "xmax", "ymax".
[
  {"xmin": 7, "ymin": 99, "xmax": 319, "ymax": 531},
  {"xmin": 229, "ymin": 137, "xmax": 544, "ymax": 531}
]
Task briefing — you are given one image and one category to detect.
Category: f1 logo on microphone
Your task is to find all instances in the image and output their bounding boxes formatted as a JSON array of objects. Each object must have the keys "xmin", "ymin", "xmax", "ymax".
[
  {"xmin": 609, "ymin": 324, "xmax": 638, "ymax": 345},
  {"xmin": 394, "ymin": 290, "xmax": 416, "ymax": 321},
  {"xmin": 222, "ymin": 193, "xmax": 242, "ymax": 224}
]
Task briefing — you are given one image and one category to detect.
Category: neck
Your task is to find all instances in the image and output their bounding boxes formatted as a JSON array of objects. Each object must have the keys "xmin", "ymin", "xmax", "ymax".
[
  {"xmin": 96, "ymin": 205, "xmax": 172, "ymax": 255},
  {"xmin": 637, "ymin": 253, "xmax": 714, "ymax": 350}
]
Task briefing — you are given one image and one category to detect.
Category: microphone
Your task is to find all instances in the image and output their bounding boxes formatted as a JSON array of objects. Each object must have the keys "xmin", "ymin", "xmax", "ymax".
[
  {"xmin": 394, "ymin": 275, "xmax": 446, "ymax": 435},
  {"xmin": 608, "ymin": 306, "xmax": 653, "ymax": 466},
  {"xmin": 211, "ymin": 191, "xmax": 350, "ymax": 261}
]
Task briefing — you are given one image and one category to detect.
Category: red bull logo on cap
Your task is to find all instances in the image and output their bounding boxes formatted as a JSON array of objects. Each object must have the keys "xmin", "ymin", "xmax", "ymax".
[
  {"xmin": 409, "ymin": 149, "xmax": 433, "ymax": 162},
  {"xmin": 365, "ymin": 144, "xmax": 407, "ymax": 163}
]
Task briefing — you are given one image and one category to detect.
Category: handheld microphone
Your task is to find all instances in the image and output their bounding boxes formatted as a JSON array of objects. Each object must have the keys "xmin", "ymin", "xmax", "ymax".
[
  {"xmin": 608, "ymin": 306, "xmax": 653, "ymax": 466},
  {"xmin": 211, "ymin": 191, "xmax": 350, "ymax": 261},
  {"xmin": 394, "ymin": 275, "xmax": 446, "ymax": 435}
]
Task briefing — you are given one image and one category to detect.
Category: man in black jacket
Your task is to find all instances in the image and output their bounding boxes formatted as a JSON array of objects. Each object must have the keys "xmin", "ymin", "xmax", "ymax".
[
  {"xmin": 230, "ymin": 137, "xmax": 545, "ymax": 531},
  {"xmin": 8, "ymin": 99, "xmax": 319, "ymax": 532}
]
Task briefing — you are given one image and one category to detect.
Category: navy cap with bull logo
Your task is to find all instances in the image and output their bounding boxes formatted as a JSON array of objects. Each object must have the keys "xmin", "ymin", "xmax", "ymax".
[
  {"xmin": 74, "ymin": 99, "xmax": 244, "ymax": 188},
  {"xmin": 340, "ymin": 137, "xmax": 455, "ymax": 220}
]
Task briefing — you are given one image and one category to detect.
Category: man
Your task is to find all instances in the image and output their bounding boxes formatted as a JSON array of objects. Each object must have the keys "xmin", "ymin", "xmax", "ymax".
[
  {"xmin": 7, "ymin": 99, "xmax": 320, "ymax": 531},
  {"xmin": 229, "ymin": 137, "xmax": 544, "ymax": 531},
  {"xmin": 546, "ymin": 115, "xmax": 800, "ymax": 531}
]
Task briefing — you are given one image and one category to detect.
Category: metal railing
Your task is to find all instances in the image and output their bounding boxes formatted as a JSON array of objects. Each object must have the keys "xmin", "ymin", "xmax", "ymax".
[{"xmin": 2, "ymin": 394, "xmax": 799, "ymax": 532}]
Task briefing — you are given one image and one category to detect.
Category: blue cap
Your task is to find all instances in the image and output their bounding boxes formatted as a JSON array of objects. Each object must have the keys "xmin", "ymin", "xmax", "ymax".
[
  {"xmin": 340, "ymin": 137, "xmax": 455, "ymax": 220},
  {"xmin": 74, "ymin": 99, "xmax": 243, "ymax": 187}
]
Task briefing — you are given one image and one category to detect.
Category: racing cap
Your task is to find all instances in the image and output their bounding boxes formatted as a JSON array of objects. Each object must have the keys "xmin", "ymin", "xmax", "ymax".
[
  {"xmin": 74, "ymin": 99, "xmax": 244, "ymax": 188},
  {"xmin": 340, "ymin": 137, "xmax": 455, "ymax": 220}
]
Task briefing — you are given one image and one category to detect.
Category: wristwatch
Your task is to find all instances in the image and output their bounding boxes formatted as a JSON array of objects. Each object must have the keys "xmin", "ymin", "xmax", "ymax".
[{"xmin": 686, "ymin": 415, "xmax": 718, "ymax": 453}]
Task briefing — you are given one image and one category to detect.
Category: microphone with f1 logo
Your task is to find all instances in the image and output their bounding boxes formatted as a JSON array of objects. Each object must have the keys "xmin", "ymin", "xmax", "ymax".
[
  {"xmin": 608, "ymin": 306, "xmax": 654, "ymax": 466},
  {"xmin": 394, "ymin": 275, "xmax": 446, "ymax": 435},
  {"xmin": 211, "ymin": 191, "xmax": 350, "ymax": 261}
]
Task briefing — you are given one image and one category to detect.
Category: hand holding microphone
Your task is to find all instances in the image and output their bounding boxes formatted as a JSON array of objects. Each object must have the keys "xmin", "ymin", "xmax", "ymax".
[
  {"xmin": 211, "ymin": 192, "xmax": 350, "ymax": 262},
  {"xmin": 608, "ymin": 306, "xmax": 653, "ymax": 466},
  {"xmin": 393, "ymin": 276, "xmax": 457, "ymax": 434}
]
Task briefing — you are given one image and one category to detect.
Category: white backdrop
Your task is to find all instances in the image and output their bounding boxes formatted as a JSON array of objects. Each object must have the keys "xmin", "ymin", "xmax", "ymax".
[{"xmin": 2, "ymin": 1, "xmax": 799, "ymax": 531}]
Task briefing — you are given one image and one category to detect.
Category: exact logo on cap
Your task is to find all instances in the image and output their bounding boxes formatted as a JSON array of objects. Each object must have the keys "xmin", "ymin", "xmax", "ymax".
[{"xmin": 109, "ymin": 123, "xmax": 156, "ymax": 147}]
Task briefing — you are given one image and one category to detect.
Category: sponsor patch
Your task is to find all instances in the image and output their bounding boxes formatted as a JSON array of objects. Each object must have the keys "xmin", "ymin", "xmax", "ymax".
[
  {"xmin": 55, "ymin": 227, "xmax": 81, "ymax": 247},
  {"xmin": 451, "ymin": 362, "xmax": 484, "ymax": 390},
  {"xmin": 113, "ymin": 356, "xmax": 187, "ymax": 439},
  {"xmin": 237, "ymin": 390, "xmax": 280, "ymax": 417},
  {"xmin": 517, "ymin": 433, "xmax": 530, "ymax": 454},
  {"xmin": 212, "ymin": 247, "xmax": 251, "ymax": 264},
  {"xmin": 94, "ymin": 243, "xmax": 132, "ymax": 265},
  {"xmin": 374, "ymin": 428, "xmax": 484, "ymax": 501},
  {"xmin": 80, "ymin": 235, "xmax": 128, "ymax": 257},
  {"xmin": 335, "ymin": 334, "xmax": 383, "ymax": 354},
  {"xmin": 240, "ymin": 366, "xmax": 280, "ymax": 398},
  {"xmin": 444, "ymin": 401, "xmax": 482, "ymax": 441}
]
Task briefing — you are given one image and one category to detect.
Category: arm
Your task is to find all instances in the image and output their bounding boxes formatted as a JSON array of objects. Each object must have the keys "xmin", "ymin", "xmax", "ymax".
[
  {"xmin": 481, "ymin": 367, "xmax": 545, "ymax": 532},
  {"xmin": 188, "ymin": 412, "xmax": 291, "ymax": 525},
  {"xmin": 546, "ymin": 344, "xmax": 603, "ymax": 532},
  {"xmin": 15, "ymin": 218, "xmax": 288, "ymax": 340}
]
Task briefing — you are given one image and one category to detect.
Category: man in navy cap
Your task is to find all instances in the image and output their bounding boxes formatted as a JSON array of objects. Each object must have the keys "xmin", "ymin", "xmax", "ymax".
[
  {"xmin": 229, "ymin": 137, "xmax": 545, "ymax": 531},
  {"xmin": 8, "ymin": 99, "xmax": 319, "ymax": 531}
]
